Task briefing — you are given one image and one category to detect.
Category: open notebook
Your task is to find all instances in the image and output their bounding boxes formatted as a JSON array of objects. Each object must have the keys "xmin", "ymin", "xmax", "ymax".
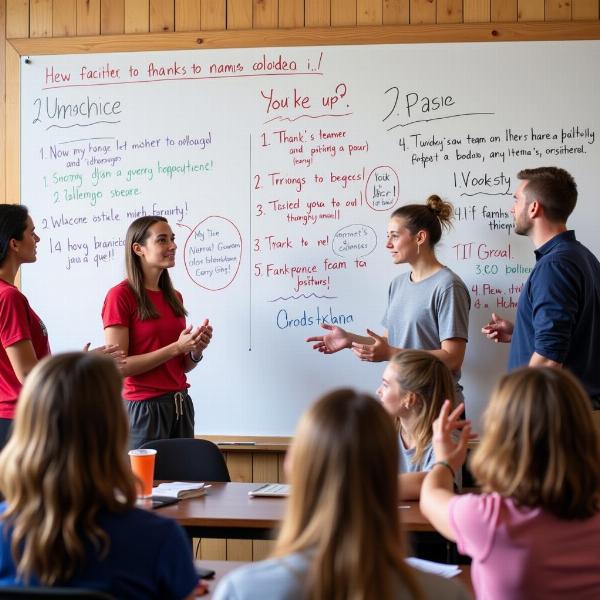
[
  {"xmin": 248, "ymin": 483, "xmax": 290, "ymax": 497},
  {"xmin": 152, "ymin": 482, "xmax": 210, "ymax": 499}
]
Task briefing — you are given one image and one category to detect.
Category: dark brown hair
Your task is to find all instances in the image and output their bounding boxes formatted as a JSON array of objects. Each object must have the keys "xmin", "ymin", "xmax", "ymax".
[
  {"xmin": 517, "ymin": 167, "xmax": 577, "ymax": 223},
  {"xmin": 125, "ymin": 216, "xmax": 186, "ymax": 320},
  {"xmin": 391, "ymin": 194, "xmax": 453, "ymax": 247},
  {"xmin": 0, "ymin": 204, "xmax": 29, "ymax": 266}
]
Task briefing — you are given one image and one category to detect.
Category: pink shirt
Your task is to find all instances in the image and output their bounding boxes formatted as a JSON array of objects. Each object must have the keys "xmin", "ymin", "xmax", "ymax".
[{"xmin": 449, "ymin": 493, "xmax": 600, "ymax": 600}]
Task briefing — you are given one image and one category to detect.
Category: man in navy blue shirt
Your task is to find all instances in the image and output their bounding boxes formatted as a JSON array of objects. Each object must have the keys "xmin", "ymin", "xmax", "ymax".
[{"xmin": 482, "ymin": 167, "xmax": 600, "ymax": 408}]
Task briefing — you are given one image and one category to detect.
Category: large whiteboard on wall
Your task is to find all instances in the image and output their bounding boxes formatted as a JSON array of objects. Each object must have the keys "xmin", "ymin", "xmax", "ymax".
[{"xmin": 19, "ymin": 40, "xmax": 600, "ymax": 435}]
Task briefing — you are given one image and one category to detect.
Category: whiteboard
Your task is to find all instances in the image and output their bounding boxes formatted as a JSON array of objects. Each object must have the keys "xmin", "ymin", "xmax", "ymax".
[{"xmin": 19, "ymin": 40, "xmax": 600, "ymax": 435}]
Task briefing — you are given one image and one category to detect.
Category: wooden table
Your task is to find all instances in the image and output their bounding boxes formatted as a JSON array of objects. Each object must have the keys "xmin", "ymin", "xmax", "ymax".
[
  {"xmin": 156, "ymin": 481, "xmax": 434, "ymax": 540},
  {"xmin": 196, "ymin": 560, "xmax": 474, "ymax": 598}
]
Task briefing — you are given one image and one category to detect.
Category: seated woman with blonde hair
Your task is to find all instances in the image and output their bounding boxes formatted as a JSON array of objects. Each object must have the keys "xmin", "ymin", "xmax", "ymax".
[
  {"xmin": 421, "ymin": 367, "xmax": 600, "ymax": 599},
  {"xmin": 0, "ymin": 352, "xmax": 198, "ymax": 599},
  {"xmin": 214, "ymin": 389, "xmax": 469, "ymax": 600},
  {"xmin": 377, "ymin": 349, "xmax": 461, "ymax": 499}
]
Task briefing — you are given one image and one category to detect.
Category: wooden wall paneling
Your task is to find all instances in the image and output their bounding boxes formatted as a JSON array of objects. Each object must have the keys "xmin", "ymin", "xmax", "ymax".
[
  {"xmin": 410, "ymin": 0, "xmax": 436, "ymax": 24},
  {"xmin": 546, "ymin": 0, "xmax": 572, "ymax": 20},
  {"xmin": 52, "ymin": 0, "xmax": 77, "ymax": 36},
  {"xmin": 464, "ymin": 0, "xmax": 491, "ymax": 21},
  {"xmin": 227, "ymin": 538, "xmax": 253, "ymax": 560},
  {"xmin": 227, "ymin": 0, "xmax": 252, "ymax": 28},
  {"xmin": 101, "ymin": 0, "xmax": 125, "ymax": 33},
  {"xmin": 278, "ymin": 0, "xmax": 302, "ymax": 26},
  {"xmin": 6, "ymin": 0, "xmax": 29, "ymax": 38},
  {"xmin": 437, "ymin": 0, "xmax": 462, "ymax": 23},
  {"xmin": 383, "ymin": 0, "xmax": 409, "ymax": 24},
  {"xmin": 150, "ymin": 0, "xmax": 174, "ymax": 31},
  {"xmin": 77, "ymin": 0, "xmax": 101, "ymax": 35},
  {"xmin": 248, "ymin": 453, "xmax": 279, "ymax": 561},
  {"xmin": 278, "ymin": 0, "xmax": 303, "ymax": 26},
  {"xmin": 30, "ymin": 0, "xmax": 52, "ymax": 37},
  {"xmin": 253, "ymin": 0, "xmax": 278, "ymax": 28},
  {"xmin": 277, "ymin": 452, "xmax": 286, "ymax": 482},
  {"xmin": 253, "ymin": 539, "xmax": 275, "ymax": 560},
  {"xmin": 201, "ymin": 0, "xmax": 226, "ymax": 29},
  {"xmin": 305, "ymin": 0, "xmax": 330, "ymax": 26},
  {"xmin": 175, "ymin": 0, "xmax": 201, "ymax": 31},
  {"xmin": 492, "ymin": 0, "xmax": 518, "ymax": 21},
  {"xmin": 573, "ymin": 0, "xmax": 599, "ymax": 19},
  {"xmin": 124, "ymin": 0, "xmax": 149, "ymax": 33},
  {"xmin": 200, "ymin": 538, "xmax": 227, "ymax": 560},
  {"xmin": 5, "ymin": 43, "xmax": 19, "ymax": 202},
  {"xmin": 223, "ymin": 451, "xmax": 254, "ymax": 562},
  {"xmin": 331, "ymin": 0, "xmax": 355, "ymax": 25},
  {"xmin": 518, "ymin": 0, "xmax": 545, "ymax": 20},
  {"xmin": 357, "ymin": 0, "xmax": 382, "ymax": 25},
  {"xmin": 252, "ymin": 453, "xmax": 279, "ymax": 482},
  {"xmin": 226, "ymin": 451, "xmax": 253, "ymax": 481}
]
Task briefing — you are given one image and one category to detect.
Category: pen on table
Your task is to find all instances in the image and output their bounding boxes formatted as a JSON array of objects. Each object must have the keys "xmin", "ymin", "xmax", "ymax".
[
  {"xmin": 398, "ymin": 505, "xmax": 411, "ymax": 509},
  {"xmin": 218, "ymin": 441, "xmax": 256, "ymax": 445}
]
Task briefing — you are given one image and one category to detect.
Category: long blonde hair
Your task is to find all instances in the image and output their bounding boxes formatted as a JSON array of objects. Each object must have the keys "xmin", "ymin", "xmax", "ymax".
[
  {"xmin": 471, "ymin": 367, "xmax": 600, "ymax": 519},
  {"xmin": 274, "ymin": 389, "xmax": 423, "ymax": 600},
  {"xmin": 0, "ymin": 352, "xmax": 137, "ymax": 585},
  {"xmin": 390, "ymin": 350, "xmax": 456, "ymax": 465}
]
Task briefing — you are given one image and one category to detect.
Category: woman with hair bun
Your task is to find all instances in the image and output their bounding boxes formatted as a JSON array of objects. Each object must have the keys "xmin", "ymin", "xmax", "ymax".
[{"xmin": 307, "ymin": 195, "xmax": 470, "ymax": 402}]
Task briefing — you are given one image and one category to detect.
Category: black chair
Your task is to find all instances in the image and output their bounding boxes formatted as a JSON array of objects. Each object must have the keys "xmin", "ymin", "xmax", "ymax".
[
  {"xmin": 139, "ymin": 438, "xmax": 230, "ymax": 482},
  {"xmin": 0, "ymin": 587, "xmax": 114, "ymax": 599}
]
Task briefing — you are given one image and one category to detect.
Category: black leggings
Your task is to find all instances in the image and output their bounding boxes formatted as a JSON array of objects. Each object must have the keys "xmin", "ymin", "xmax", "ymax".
[{"xmin": 126, "ymin": 391, "xmax": 195, "ymax": 450}]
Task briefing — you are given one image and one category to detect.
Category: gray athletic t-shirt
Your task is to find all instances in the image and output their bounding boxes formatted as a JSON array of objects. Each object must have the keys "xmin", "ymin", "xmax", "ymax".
[
  {"xmin": 399, "ymin": 436, "xmax": 436, "ymax": 473},
  {"xmin": 382, "ymin": 267, "xmax": 470, "ymax": 398},
  {"xmin": 399, "ymin": 434, "xmax": 462, "ymax": 488},
  {"xmin": 213, "ymin": 552, "xmax": 470, "ymax": 600}
]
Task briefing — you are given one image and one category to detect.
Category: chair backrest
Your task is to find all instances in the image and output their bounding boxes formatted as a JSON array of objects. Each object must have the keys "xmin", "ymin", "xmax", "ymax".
[
  {"xmin": 0, "ymin": 587, "xmax": 114, "ymax": 599},
  {"xmin": 139, "ymin": 438, "xmax": 230, "ymax": 482}
]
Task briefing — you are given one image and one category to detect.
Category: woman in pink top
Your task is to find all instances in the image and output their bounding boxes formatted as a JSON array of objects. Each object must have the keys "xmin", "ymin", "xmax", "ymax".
[{"xmin": 420, "ymin": 367, "xmax": 600, "ymax": 600}]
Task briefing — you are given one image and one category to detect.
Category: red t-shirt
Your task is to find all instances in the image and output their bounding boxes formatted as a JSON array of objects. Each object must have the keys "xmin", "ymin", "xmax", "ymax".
[
  {"xmin": 102, "ymin": 280, "xmax": 188, "ymax": 401},
  {"xmin": 0, "ymin": 280, "xmax": 51, "ymax": 418}
]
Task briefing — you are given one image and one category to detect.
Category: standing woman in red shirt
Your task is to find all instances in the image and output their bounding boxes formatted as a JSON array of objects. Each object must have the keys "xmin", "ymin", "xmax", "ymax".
[
  {"xmin": 0, "ymin": 205, "xmax": 50, "ymax": 450},
  {"xmin": 102, "ymin": 216, "xmax": 212, "ymax": 449}
]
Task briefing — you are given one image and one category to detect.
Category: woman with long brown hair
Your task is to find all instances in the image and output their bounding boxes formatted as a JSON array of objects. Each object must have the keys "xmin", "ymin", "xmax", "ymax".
[
  {"xmin": 307, "ymin": 195, "xmax": 470, "ymax": 404},
  {"xmin": 0, "ymin": 352, "xmax": 198, "ymax": 598},
  {"xmin": 421, "ymin": 367, "xmax": 600, "ymax": 599},
  {"xmin": 214, "ymin": 389, "xmax": 469, "ymax": 600},
  {"xmin": 103, "ymin": 215, "xmax": 212, "ymax": 449}
]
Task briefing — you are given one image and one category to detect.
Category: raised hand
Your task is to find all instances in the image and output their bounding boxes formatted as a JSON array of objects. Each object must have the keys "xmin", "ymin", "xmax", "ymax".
[
  {"xmin": 351, "ymin": 329, "xmax": 392, "ymax": 362},
  {"xmin": 306, "ymin": 323, "xmax": 351, "ymax": 354},
  {"xmin": 481, "ymin": 312, "xmax": 514, "ymax": 343},
  {"xmin": 432, "ymin": 400, "xmax": 475, "ymax": 474}
]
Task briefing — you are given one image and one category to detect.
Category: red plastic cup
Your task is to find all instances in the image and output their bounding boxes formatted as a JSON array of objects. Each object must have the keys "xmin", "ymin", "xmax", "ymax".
[{"xmin": 128, "ymin": 449, "xmax": 157, "ymax": 498}]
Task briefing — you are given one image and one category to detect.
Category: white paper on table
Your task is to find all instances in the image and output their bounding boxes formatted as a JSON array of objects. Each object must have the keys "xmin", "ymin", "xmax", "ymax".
[{"xmin": 406, "ymin": 557, "xmax": 462, "ymax": 578}]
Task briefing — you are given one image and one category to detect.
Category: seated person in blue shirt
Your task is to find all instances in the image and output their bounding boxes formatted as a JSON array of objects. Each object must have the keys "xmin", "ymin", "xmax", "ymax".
[
  {"xmin": 377, "ymin": 350, "xmax": 461, "ymax": 499},
  {"xmin": 214, "ymin": 389, "xmax": 469, "ymax": 600},
  {"xmin": 0, "ymin": 352, "xmax": 198, "ymax": 600},
  {"xmin": 482, "ymin": 166, "xmax": 600, "ymax": 408}
]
